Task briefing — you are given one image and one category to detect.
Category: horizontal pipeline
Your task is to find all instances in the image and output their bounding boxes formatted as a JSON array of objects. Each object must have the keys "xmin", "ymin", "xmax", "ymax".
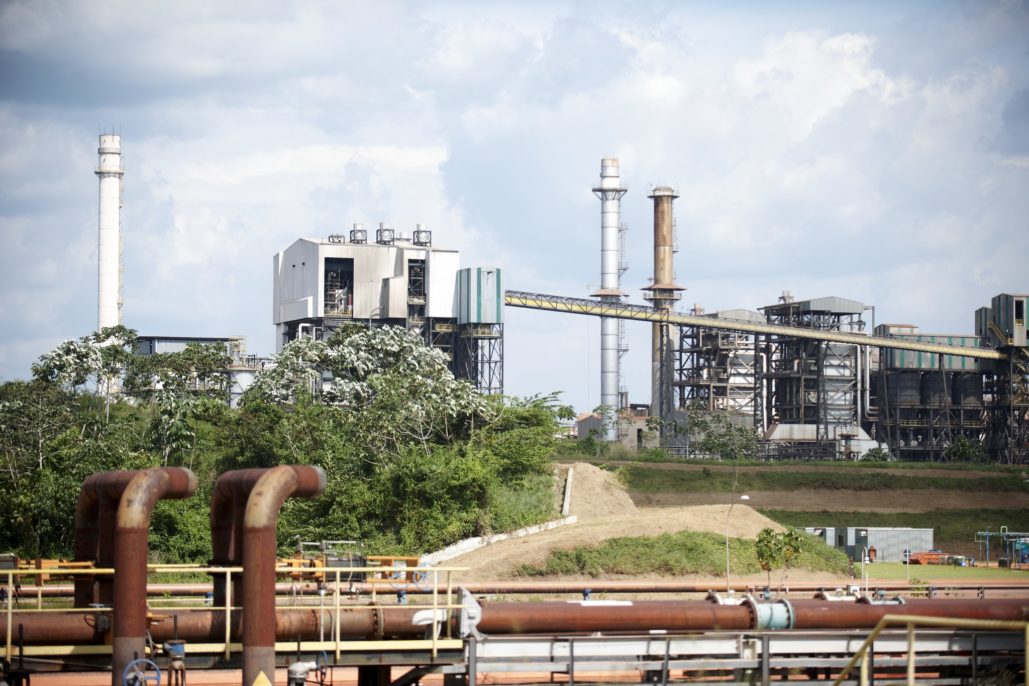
[
  {"xmin": 17, "ymin": 579, "xmax": 1029, "ymax": 597},
  {"xmin": 9, "ymin": 598, "xmax": 1028, "ymax": 645}
]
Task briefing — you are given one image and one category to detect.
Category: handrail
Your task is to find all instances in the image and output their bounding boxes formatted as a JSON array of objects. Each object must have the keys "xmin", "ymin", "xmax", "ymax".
[
  {"xmin": 832, "ymin": 614, "xmax": 1028, "ymax": 686},
  {"xmin": 4, "ymin": 564, "xmax": 464, "ymax": 662}
]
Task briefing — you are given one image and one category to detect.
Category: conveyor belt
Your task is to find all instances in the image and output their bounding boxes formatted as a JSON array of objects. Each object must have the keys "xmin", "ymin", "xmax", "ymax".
[{"xmin": 505, "ymin": 290, "xmax": 1006, "ymax": 361}]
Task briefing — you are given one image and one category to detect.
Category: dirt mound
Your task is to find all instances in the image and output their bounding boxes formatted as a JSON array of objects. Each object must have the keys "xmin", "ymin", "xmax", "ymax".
[
  {"xmin": 569, "ymin": 462, "xmax": 639, "ymax": 519},
  {"xmin": 444, "ymin": 464, "xmax": 781, "ymax": 580},
  {"xmin": 450, "ymin": 504, "xmax": 782, "ymax": 581}
]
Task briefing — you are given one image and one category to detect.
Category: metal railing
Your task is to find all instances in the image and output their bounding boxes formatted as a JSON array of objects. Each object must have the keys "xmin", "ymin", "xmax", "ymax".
[
  {"xmin": 833, "ymin": 613, "xmax": 1029, "ymax": 686},
  {"xmin": 4, "ymin": 564, "xmax": 464, "ymax": 662}
]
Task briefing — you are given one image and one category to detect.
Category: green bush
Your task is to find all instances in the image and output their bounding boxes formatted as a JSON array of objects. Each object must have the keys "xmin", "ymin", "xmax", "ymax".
[{"xmin": 515, "ymin": 529, "xmax": 848, "ymax": 578}]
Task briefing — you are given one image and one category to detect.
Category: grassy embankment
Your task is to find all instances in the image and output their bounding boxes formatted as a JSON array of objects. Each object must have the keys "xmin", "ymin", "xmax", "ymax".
[
  {"xmin": 515, "ymin": 530, "xmax": 848, "ymax": 578},
  {"xmin": 618, "ymin": 465, "xmax": 1029, "ymax": 493},
  {"xmin": 862, "ymin": 562, "xmax": 1029, "ymax": 581},
  {"xmin": 616, "ymin": 463, "xmax": 1026, "ymax": 557}
]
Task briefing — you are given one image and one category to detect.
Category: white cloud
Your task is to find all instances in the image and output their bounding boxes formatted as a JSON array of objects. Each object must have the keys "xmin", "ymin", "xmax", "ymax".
[{"xmin": 0, "ymin": 1, "xmax": 1026, "ymax": 414}]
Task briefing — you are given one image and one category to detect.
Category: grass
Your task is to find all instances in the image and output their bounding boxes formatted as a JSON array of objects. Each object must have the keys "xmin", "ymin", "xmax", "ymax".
[
  {"xmin": 760, "ymin": 509, "xmax": 1029, "ymax": 551},
  {"xmin": 619, "ymin": 465, "xmax": 1029, "ymax": 494},
  {"xmin": 514, "ymin": 530, "xmax": 849, "ymax": 578},
  {"xmin": 558, "ymin": 452, "xmax": 1024, "ymax": 473},
  {"xmin": 864, "ymin": 562, "xmax": 1029, "ymax": 581},
  {"xmin": 488, "ymin": 472, "xmax": 559, "ymax": 534}
]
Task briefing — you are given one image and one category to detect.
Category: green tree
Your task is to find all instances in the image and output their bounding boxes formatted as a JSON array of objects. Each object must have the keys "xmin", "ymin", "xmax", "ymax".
[
  {"xmin": 861, "ymin": 446, "xmax": 891, "ymax": 462},
  {"xmin": 686, "ymin": 405, "xmax": 759, "ymax": 461},
  {"xmin": 755, "ymin": 527, "xmax": 805, "ymax": 592},
  {"xmin": 944, "ymin": 436, "xmax": 985, "ymax": 463}
]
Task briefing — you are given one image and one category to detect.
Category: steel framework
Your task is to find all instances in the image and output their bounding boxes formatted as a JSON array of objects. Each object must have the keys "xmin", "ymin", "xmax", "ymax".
[
  {"xmin": 985, "ymin": 347, "xmax": 1029, "ymax": 463},
  {"xmin": 456, "ymin": 324, "xmax": 503, "ymax": 395},
  {"xmin": 676, "ymin": 326, "xmax": 756, "ymax": 417}
]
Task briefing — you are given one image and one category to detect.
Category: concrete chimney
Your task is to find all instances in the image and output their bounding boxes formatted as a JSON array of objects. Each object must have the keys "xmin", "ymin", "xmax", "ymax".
[{"xmin": 96, "ymin": 134, "xmax": 124, "ymax": 331}]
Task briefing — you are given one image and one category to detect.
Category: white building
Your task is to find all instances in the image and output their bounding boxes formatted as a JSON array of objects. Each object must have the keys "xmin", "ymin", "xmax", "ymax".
[{"xmin": 273, "ymin": 226, "xmax": 503, "ymax": 393}]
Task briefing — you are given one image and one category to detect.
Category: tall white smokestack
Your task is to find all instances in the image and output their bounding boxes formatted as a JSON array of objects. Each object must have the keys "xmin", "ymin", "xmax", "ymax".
[
  {"xmin": 592, "ymin": 158, "xmax": 627, "ymax": 441},
  {"xmin": 96, "ymin": 134, "xmax": 123, "ymax": 331}
]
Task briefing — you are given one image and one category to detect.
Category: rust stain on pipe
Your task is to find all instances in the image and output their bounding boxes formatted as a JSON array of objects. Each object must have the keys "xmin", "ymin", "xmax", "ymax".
[
  {"xmin": 477, "ymin": 600, "xmax": 752, "ymax": 634},
  {"xmin": 209, "ymin": 468, "xmax": 270, "ymax": 606},
  {"xmin": 112, "ymin": 469, "xmax": 197, "ymax": 686},
  {"xmin": 14, "ymin": 599, "xmax": 1028, "ymax": 646},
  {"xmin": 9, "ymin": 605, "xmax": 422, "ymax": 645},
  {"xmin": 216, "ymin": 466, "xmax": 325, "ymax": 686},
  {"xmin": 73, "ymin": 471, "xmax": 136, "ymax": 606},
  {"xmin": 790, "ymin": 598, "xmax": 1029, "ymax": 629},
  {"xmin": 72, "ymin": 468, "xmax": 198, "ymax": 686}
]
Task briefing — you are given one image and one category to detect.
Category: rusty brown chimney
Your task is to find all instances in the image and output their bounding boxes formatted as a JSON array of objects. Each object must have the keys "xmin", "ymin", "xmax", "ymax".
[{"xmin": 642, "ymin": 186, "xmax": 684, "ymax": 436}]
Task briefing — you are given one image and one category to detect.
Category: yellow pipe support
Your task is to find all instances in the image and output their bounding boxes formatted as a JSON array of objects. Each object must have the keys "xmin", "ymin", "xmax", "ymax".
[
  {"xmin": 832, "ymin": 614, "xmax": 1028, "ymax": 686},
  {"xmin": 505, "ymin": 291, "xmax": 1007, "ymax": 361}
]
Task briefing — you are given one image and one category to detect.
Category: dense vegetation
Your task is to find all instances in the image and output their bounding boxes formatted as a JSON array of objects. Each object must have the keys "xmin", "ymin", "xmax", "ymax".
[
  {"xmin": 0, "ymin": 325, "xmax": 569, "ymax": 561},
  {"xmin": 515, "ymin": 530, "xmax": 848, "ymax": 578},
  {"xmin": 619, "ymin": 465, "xmax": 1029, "ymax": 493}
]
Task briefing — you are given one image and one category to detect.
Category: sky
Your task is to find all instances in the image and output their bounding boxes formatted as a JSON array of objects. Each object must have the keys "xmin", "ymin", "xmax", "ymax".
[{"xmin": 1, "ymin": 0, "xmax": 1027, "ymax": 413}]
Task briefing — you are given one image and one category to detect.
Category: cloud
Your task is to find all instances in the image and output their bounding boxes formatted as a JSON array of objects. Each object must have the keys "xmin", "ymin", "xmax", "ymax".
[{"xmin": 0, "ymin": 1, "xmax": 1026, "ymax": 414}]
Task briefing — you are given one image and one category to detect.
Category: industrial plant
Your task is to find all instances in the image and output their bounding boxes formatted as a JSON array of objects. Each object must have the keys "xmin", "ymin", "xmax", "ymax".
[
  {"xmin": 2, "ymin": 130, "xmax": 1024, "ymax": 686},
  {"xmin": 544, "ymin": 159, "xmax": 1028, "ymax": 464},
  {"xmin": 91, "ymin": 136, "xmax": 1027, "ymax": 462},
  {"xmin": 272, "ymin": 228, "xmax": 503, "ymax": 395}
]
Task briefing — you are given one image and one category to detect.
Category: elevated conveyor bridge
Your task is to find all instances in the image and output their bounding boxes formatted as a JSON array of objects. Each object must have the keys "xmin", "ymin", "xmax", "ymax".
[{"xmin": 505, "ymin": 290, "xmax": 1006, "ymax": 361}]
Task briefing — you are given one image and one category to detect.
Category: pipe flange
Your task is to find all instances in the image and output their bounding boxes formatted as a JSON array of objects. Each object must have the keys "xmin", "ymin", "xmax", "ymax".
[{"xmin": 743, "ymin": 598, "xmax": 795, "ymax": 631}]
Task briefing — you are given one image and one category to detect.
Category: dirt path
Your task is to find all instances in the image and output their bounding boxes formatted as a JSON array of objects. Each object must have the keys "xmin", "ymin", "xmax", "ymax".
[
  {"xmin": 631, "ymin": 489, "xmax": 1029, "ymax": 511},
  {"xmin": 450, "ymin": 464, "xmax": 783, "ymax": 581}
]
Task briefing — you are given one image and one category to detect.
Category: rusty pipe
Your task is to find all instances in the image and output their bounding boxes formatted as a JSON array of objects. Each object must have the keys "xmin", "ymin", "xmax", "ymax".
[
  {"xmin": 11, "ymin": 598, "xmax": 1028, "ymax": 646},
  {"xmin": 9, "ymin": 605, "xmax": 424, "ymax": 645},
  {"xmin": 209, "ymin": 468, "xmax": 271, "ymax": 607},
  {"xmin": 28, "ymin": 579, "xmax": 1029, "ymax": 598},
  {"xmin": 477, "ymin": 600, "xmax": 753, "ymax": 634},
  {"xmin": 73, "ymin": 471, "xmax": 137, "ymax": 606},
  {"xmin": 477, "ymin": 598, "xmax": 1029, "ymax": 634},
  {"xmin": 239, "ymin": 465, "xmax": 326, "ymax": 686},
  {"xmin": 790, "ymin": 598, "xmax": 1029, "ymax": 629},
  {"xmin": 111, "ymin": 468, "xmax": 197, "ymax": 686}
]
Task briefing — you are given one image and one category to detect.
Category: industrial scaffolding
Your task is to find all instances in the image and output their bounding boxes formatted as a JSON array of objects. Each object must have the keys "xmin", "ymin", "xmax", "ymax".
[
  {"xmin": 755, "ymin": 296, "xmax": 865, "ymax": 459},
  {"xmin": 985, "ymin": 347, "xmax": 1029, "ymax": 464},
  {"xmin": 871, "ymin": 325, "xmax": 986, "ymax": 461},
  {"xmin": 675, "ymin": 309, "xmax": 759, "ymax": 420},
  {"xmin": 455, "ymin": 324, "xmax": 504, "ymax": 396}
]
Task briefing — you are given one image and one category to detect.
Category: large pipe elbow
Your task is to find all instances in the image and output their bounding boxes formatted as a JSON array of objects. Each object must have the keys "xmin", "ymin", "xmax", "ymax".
[
  {"xmin": 111, "ymin": 468, "xmax": 197, "ymax": 686},
  {"xmin": 116, "ymin": 467, "xmax": 197, "ymax": 530},
  {"xmin": 243, "ymin": 465, "xmax": 326, "ymax": 530},
  {"xmin": 240, "ymin": 465, "xmax": 326, "ymax": 685}
]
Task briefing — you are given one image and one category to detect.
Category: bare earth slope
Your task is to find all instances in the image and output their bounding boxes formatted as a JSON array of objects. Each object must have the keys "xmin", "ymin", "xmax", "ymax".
[{"xmin": 450, "ymin": 463, "xmax": 782, "ymax": 581}]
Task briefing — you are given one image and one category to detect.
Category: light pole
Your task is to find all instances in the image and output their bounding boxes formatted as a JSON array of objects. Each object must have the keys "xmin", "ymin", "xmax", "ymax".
[{"xmin": 725, "ymin": 494, "xmax": 750, "ymax": 591}]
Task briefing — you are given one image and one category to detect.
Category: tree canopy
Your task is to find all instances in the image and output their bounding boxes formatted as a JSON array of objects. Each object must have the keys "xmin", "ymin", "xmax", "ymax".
[{"xmin": 1, "ymin": 325, "xmax": 568, "ymax": 560}]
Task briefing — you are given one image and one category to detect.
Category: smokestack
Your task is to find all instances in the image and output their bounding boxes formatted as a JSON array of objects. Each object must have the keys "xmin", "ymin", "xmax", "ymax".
[
  {"xmin": 591, "ymin": 158, "xmax": 627, "ymax": 440},
  {"xmin": 96, "ymin": 134, "xmax": 124, "ymax": 331},
  {"xmin": 643, "ymin": 186, "xmax": 684, "ymax": 434}
]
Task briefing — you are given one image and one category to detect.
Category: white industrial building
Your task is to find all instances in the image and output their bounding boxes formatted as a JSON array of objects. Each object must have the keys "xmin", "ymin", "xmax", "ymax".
[{"xmin": 273, "ymin": 225, "xmax": 503, "ymax": 394}]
